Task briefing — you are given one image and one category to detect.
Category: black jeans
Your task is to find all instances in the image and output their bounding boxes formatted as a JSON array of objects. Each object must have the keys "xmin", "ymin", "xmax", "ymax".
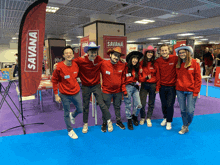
[
  {"xmin": 81, "ymin": 84, "xmax": 111, "ymax": 123},
  {"xmin": 140, "ymin": 82, "xmax": 156, "ymax": 119},
  {"xmin": 102, "ymin": 92, "xmax": 122, "ymax": 122},
  {"xmin": 159, "ymin": 85, "xmax": 176, "ymax": 122}
]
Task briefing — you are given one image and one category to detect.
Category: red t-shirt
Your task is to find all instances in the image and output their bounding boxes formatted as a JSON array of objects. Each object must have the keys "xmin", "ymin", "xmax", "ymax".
[
  {"xmin": 139, "ymin": 61, "xmax": 160, "ymax": 91},
  {"xmin": 176, "ymin": 59, "xmax": 202, "ymax": 97},
  {"xmin": 74, "ymin": 55, "xmax": 104, "ymax": 86},
  {"xmin": 100, "ymin": 60, "xmax": 126, "ymax": 94},
  {"xmin": 156, "ymin": 55, "xmax": 178, "ymax": 87},
  {"xmin": 52, "ymin": 61, "xmax": 80, "ymax": 95}
]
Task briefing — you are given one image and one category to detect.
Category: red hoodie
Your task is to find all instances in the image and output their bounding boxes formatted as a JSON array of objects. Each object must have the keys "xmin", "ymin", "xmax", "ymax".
[
  {"xmin": 156, "ymin": 55, "xmax": 178, "ymax": 87},
  {"xmin": 73, "ymin": 55, "xmax": 104, "ymax": 86},
  {"xmin": 176, "ymin": 59, "xmax": 202, "ymax": 97},
  {"xmin": 139, "ymin": 61, "xmax": 160, "ymax": 92},
  {"xmin": 52, "ymin": 60, "xmax": 80, "ymax": 95},
  {"xmin": 122, "ymin": 66, "xmax": 142, "ymax": 95},
  {"xmin": 100, "ymin": 60, "xmax": 126, "ymax": 94}
]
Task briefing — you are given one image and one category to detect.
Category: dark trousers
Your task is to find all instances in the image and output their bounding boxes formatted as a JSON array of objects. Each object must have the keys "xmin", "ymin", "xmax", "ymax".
[
  {"xmin": 102, "ymin": 92, "xmax": 122, "ymax": 122},
  {"xmin": 140, "ymin": 82, "xmax": 156, "ymax": 119},
  {"xmin": 81, "ymin": 84, "xmax": 111, "ymax": 123},
  {"xmin": 159, "ymin": 85, "xmax": 176, "ymax": 122}
]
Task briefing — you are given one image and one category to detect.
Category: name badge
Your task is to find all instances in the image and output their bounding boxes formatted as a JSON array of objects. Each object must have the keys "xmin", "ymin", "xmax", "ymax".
[
  {"xmin": 150, "ymin": 67, "xmax": 154, "ymax": 69},
  {"xmin": 106, "ymin": 71, "xmax": 110, "ymax": 75},
  {"xmin": 74, "ymin": 72, "xmax": 77, "ymax": 74},
  {"xmin": 169, "ymin": 63, "xmax": 174, "ymax": 65},
  {"xmin": 118, "ymin": 70, "xmax": 122, "ymax": 72},
  {"xmin": 188, "ymin": 68, "xmax": 194, "ymax": 70},
  {"xmin": 126, "ymin": 73, "xmax": 132, "ymax": 77},
  {"xmin": 64, "ymin": 75, "xmax": 70, "ymax": 79}
]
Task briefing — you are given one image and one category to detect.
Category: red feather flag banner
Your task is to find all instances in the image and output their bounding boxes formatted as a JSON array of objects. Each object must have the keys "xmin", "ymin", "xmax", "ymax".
[{"xmin": 18, "ymin": 0, "xmax": 48, "ymax": 97}]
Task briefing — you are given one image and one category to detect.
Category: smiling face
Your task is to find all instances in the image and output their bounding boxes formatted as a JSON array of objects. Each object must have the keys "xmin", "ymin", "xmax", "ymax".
[
  {"xmin": 132, "ymin": 57, "xmax": 138, "ymax": 66},
  {"xmin": 178, "ymin": 49, "xmax": 187, "ymax": 60},
  {"xmin": 63, "ymin": 48, "xmax": 74, "ymax": 61},
  {"xmin": 160, "ymin": 46, "xmax": 169, "ymax": 59},
  {"xmin": 146, "ymin": 51, "xmax": 153, "ymax": 59},
  {"xmin": 110, "ymin": 52, "xmax": 120, "ymax": 64},
  {"xmin": 88, "ymin": 49, "xmax": 98, "ymax": 61}
]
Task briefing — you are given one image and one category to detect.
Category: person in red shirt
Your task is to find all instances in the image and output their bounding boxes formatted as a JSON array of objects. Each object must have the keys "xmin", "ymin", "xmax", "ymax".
[
  {"xmin": 100, "ymin": 47, "xmax": 126, "ymax": 131},
  {"xmin": 139, "ymin": 45, "xmax": 160, "ymax": 127},
  {"xmin": 156, "ymin": 44, "xmax": 178, "ymax": 130},
  {"xmin": 175, "ymin": 45, "xmax": 202, "ymax": 134},
  {"xmin": 122, "ymin": 51, "xmax": 143, "ymax": 130},
  {"xmin": 74, "ymin": 42, "xmax": 113, "ymax": 133},
  {"xmin": 52, "ymin": 46, "xmax": 82, "ymax": 139}
]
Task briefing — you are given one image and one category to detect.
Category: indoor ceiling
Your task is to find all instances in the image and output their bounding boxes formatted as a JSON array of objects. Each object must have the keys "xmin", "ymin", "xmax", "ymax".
[{"xmin": 1, "ymin": 0, "xmax": 220, "ymax": 46}]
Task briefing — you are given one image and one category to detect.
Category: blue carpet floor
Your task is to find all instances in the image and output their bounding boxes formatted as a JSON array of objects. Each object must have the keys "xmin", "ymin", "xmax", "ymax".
[
  {"xmin": 0, "ymin": 113, "xmax": 220, "ymax": 165},
  {"xmin": 0, "ymin": 85, "xmax": 220, "ymax": 165}
]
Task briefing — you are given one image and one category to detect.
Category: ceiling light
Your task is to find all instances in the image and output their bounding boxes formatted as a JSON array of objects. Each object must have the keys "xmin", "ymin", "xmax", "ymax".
[
  {"xmin": 77, "ymin": 36, "xmax": 83, "ymax": 38},
  {"xmin": 194, "ymin": 36, "xmax": 203, "ymax": 38},
  {"xmin": 200, "ymin": 39, "xmax": 208, "ymax": 41},
  {"xmin": 12, "ymin": 37, "xmax": 18, "ymax": 39},
  {"xmin": 158, "ymin": 43, "xmax": 163, "ymax": 45},
  {"xmin": 66, "ymin": 40, "xmax": 71, "ymax": 42},
  {"xmin": 72, "ymin": 44, "xmax": 79, "ymax": 46},
  {"xmin": 134, "ymin": 19, "xmax": 155, "ymax": 24},
  {"xmin": 177, "ymin": 33, "xmax": 194, "ymax": 36},
  {"xmin": 161, "ymin": 40, "xmax": 169, "ymax": 42},
  {"xmin": 46, "ymin": 6, "xmax": 59, "ymax": 13},
  {"xmin": 147, "ymin": 37, "xmax": 160, "ymax": 40},
  {"xmin": 127, "ymin": 41, "xmax": 135, "ymax": 43}
]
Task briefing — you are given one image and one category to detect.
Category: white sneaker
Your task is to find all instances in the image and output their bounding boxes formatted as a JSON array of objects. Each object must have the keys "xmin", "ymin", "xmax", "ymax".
[
  {"xmin": 68, "ymin": 130, "xmax": 78, "ymax": 139},
  {"xmin": 69, "ymin": 112, "xmax": 75, "ymax": 124},
  {"xmin": 107, "ymin": 120, "xmax": 113, "ymax": 132},
  {"xmin": 166, "ymin": 122, "xmax": 172, "ymax": 130},
  {"xmin": 82, "ymin": 123, "xmax": 88, "ymax": 133},
  {"xmin": 146, "ymin": 119, "xmax": 152, "ymax": 127},
  {"xmin": 161, "ymin": 118, "xmax": 167, "ymax": 126},
  {"xmin": 139, "ymin": 118, "xmax": 145, "ymax": 125}
]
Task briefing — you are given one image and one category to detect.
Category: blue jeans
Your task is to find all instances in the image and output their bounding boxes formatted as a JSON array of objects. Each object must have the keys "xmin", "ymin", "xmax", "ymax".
[
  {"xmin": 59, "ymin": 92, "xmax": 83, "ymax": 132},
  {"xmin": 176, "ymin": 90, "xmax": 197, "ymax": 126},
  {"xmin": 124, "ymin": 85, "xmax": 142, "ymax": 119}
]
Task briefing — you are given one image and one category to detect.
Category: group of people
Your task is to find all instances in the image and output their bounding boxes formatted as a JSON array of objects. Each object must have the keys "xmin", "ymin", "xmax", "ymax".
[{"xmin": 51, "ymin": 42, "xmax": 202, "ymax": 139}]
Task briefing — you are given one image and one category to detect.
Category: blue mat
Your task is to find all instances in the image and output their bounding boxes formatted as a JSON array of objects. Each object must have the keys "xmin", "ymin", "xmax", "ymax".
[
  {"xmin": 1, "ymin": 113, "xmax": 220, "ymax": 165},
  {"xmin": 200, "ymin": 85, "xmax": 220, "ymax": 98}
]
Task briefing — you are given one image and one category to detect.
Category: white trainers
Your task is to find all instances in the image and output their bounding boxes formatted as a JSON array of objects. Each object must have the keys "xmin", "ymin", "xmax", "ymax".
[
  {"xmin": 68, "ymin": 130, "xmax": 78, "ymax": 139},
  {"xmin": 82, "ymin": 123, "xmax": 88, "ymax": 133},
  {"xmin": 166, "ymin": 122, "xmax": 172, "ymax": 130},
  {"xmin": 179, "ymin": 126, "xmax": 189, "ymax": 134},
  {"xmin": 146, "ymin": 118, "xmax": 152, "ymax": 127},
  {"xmin": 140, "ymin": 118, "xmax": 145, "ymax": 125},
  {"xmin": 161, "ymin": 118, "xmax": 167, "ymax": 126},
  {"xmin": 69, "ymin": 112, "xmax": 75, "ymax": 124},
  {"xmin": 107, "ymin": 120, "xmax": 113, "ymax": 132}
]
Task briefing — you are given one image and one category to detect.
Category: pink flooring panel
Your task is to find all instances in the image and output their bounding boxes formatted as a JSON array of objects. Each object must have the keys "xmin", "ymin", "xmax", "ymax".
[{"xmin": 1, "ymin": 78, "xmax": 220, "ymax": 137}]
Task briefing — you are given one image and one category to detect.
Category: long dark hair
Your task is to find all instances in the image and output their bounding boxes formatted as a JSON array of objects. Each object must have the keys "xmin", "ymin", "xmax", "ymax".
[
  {"xmin": 143, "ymin": 51, "xmax": 155, "ymax": 67},
  {"xmin": 127, "ymin": 55, "xmax": 140, "ymax": 79}
]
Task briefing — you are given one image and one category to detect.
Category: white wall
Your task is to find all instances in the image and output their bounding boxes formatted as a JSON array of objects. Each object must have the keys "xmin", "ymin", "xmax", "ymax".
[{"xmin": 0, "ymin": 45, "xmax": 17, "ymax": 63}]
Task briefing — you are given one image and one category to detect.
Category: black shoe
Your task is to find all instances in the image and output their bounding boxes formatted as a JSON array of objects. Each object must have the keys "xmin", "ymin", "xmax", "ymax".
[
  {"xmin": 101, "ymin": 123, "xmax": 107, "ymax": 132},
  {"xmin": 116, "ymin": 120, "xmax": 125, "ymax": 130},
  {"xmin": 132, "ymin": 114, "xmax": 139, "ymax": 126},
  {"xmin": 127, "ymin": 119, "xmax": 133, "ymax": 130}
]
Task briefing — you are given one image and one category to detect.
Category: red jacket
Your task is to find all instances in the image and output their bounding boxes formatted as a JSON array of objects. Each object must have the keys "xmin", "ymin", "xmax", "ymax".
[
  {"xmin": 176, "ymin": 59, "xmax": 202, "ymax": 97},
  {"xmin": 122, "ymin": 66, "xmax": 142, "ymax": 95},
  {"xmin": 139, "ymin": 61, "xmax": 160, "ymax": 92},
  {"xmin": 100, "ymin": 60, "xmax": 126, "ymax": 94},
  {"xmin": 74, "ymin": 55, "xmax": 104, "ymax": 86},
  {"xmin": 156, "ymin": 55, "xmax": 178, "ymax": 87},
  {"xmin": 52, "ymin": 61, "xmax": 80, "ymax": 95}
]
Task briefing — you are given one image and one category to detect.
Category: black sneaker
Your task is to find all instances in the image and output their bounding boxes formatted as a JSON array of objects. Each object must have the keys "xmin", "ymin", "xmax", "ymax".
[
  {"xmin": 116, "ymin": 121, "xmax": 125, "ymax": 130},
  {"xmin": 127, "ymin": 119, "xmax": 133, "ymax": 130},
  {"xmin": 132, "ymin": 114, "xmax": 139, "ymax": 126},
  {"xmin": 101, "ymin": 123, "xmax": 107, "ymax": 132}
]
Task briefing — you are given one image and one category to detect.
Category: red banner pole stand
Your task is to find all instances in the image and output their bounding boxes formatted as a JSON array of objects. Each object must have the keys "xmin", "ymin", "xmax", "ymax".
[{"xmin": 2, "ymin": 0, "xmax": 48, "ymax": 134}]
